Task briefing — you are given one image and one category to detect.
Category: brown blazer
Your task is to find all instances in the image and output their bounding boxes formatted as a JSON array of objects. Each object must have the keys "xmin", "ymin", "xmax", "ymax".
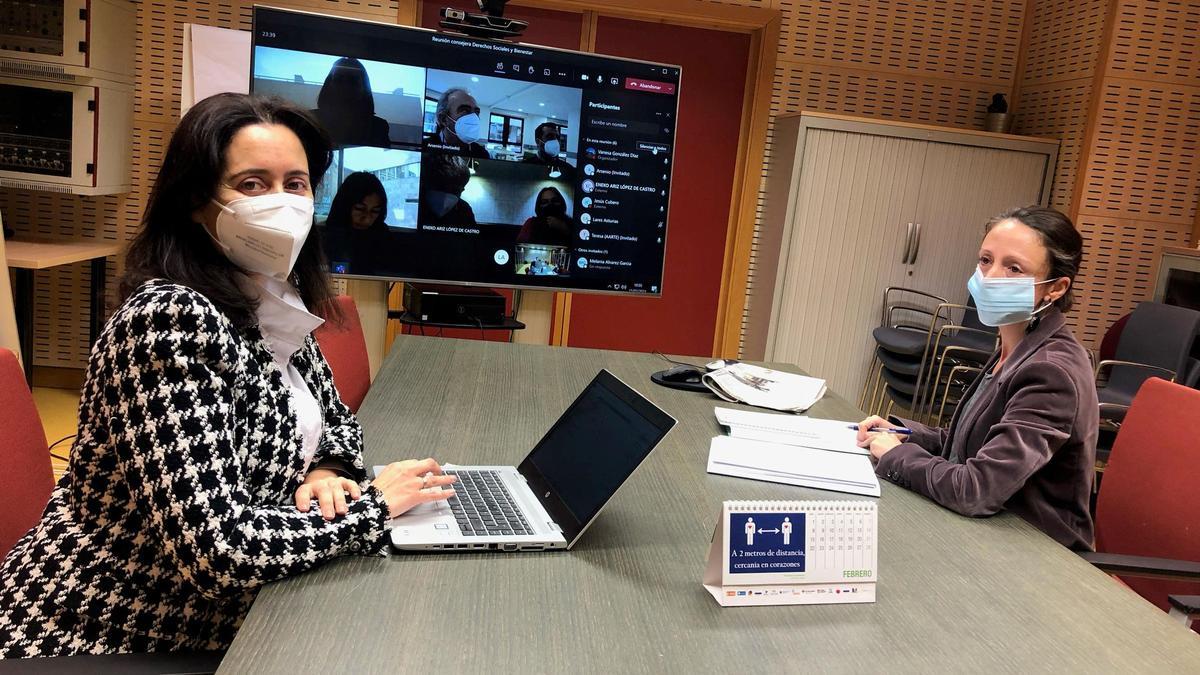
[{"xmin": 876, "ymin": 308, "xmax": 1099, "ymax": 550}]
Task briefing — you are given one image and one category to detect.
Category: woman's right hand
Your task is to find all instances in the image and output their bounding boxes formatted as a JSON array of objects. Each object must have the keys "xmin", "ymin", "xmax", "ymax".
[
  {"xmin": 855, "ymin": 415, "xmax": 909, "ymax": 446},
  {"xmin": 370, "ymin": 458, "xmax": 457, "ymax": 519}
]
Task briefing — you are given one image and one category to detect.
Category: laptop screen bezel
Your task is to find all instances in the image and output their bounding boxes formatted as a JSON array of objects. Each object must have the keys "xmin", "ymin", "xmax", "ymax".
[{"xmin": 517, "ymin": 369, "xmax": 676, "ymax": 549}]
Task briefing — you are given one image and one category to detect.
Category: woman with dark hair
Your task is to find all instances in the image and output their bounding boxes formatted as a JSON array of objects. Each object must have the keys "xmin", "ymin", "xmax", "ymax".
[
  {"xmin": 0, "ymin": 93, "xmax": 455, "ymax": 659},
  {"xmin": 857, "ymin": 205, "xmax": 1099, "ymax": 551},
  {"xmin": 328, "ymin": 171, "xmax": 389, "ymax": 232},
  {"xmin": 321, "ymin": 171, "xmax": 391, "ymax": 273},
  {"xmin": 312, "ymin": 57, "xmax": 391, "ymax": 148},
  {"xmin": 516, "ymin": 187, "xmax": 573, "ymax": 246}
]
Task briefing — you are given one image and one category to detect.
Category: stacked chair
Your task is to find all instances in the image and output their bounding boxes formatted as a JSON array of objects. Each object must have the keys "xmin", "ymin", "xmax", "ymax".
[{"xmin": 859, "ymin": 287, "xmax": 998, "ymax": 425}]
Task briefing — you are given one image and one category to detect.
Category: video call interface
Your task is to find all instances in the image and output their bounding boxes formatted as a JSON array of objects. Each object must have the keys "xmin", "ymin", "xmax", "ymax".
[{"xmin": 252, "ymin": 7, "xmax": 681, "ymax": 295}]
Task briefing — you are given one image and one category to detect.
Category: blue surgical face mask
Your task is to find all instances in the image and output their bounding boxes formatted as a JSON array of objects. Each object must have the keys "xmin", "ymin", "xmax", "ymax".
[
  {"xmin": 542, "ymin": 139, "xmax": 561, "ymax": 157},
  {"xmin": 453, "ymin": 113, "xmax": 482, "ymax": 145},
  {"xmin": 967, "ymin": 267, "xmax": 1055, "ymax": 327}
]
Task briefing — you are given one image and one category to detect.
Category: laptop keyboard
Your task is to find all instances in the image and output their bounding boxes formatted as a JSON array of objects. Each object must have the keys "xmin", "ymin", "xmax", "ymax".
[{"xmin": 445, "ymin": 470, "xmax": 534, "ymax": 536}]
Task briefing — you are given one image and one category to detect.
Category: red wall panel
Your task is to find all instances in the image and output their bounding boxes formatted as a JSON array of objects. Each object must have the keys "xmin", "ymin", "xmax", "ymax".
[{"xmin": 566, "ymin": 18, "xmax": 750, "ymax": 356}]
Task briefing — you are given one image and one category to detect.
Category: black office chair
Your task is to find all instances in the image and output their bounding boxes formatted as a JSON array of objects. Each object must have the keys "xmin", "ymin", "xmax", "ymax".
[
  {"xmin": 861, "ymin": 290, "xmax": 996, "ymax": 422},
  {"xmin": 1094, "ymin": 302, "xmax": 1200, "ymax": 427}
]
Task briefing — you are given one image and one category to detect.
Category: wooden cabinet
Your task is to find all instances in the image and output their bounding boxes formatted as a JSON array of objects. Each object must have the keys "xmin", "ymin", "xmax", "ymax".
[{"xmin": 743, "ymin": 112, "xmax": 1058, "ymax": 399}]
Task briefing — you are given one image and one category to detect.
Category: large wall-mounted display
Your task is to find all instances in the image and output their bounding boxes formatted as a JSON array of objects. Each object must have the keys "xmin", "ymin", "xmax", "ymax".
[{"xmin": 253, "ymin": 7, "xmax": 681, "ymax": 296}]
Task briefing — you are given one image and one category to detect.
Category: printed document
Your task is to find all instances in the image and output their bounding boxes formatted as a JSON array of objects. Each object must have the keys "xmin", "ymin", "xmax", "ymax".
[
  {"xmin": 714, "ymin": 407, "xmax": 867, "ymax": 455},
  {"xmin": 702, "ymin": 363, "xmax": 826, "ymax": 413},
  {"xmin": 707, "ymin": 436, "xmax": 881, "ymax": 498}
]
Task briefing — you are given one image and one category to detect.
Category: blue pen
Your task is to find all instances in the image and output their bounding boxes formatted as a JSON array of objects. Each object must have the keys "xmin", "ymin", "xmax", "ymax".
[{"xmin": 847, "ymin": 424, "xmax": 914, "ymax": 435}]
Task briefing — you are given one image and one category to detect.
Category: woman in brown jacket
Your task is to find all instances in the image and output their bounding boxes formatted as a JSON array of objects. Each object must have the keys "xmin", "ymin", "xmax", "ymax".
[{"xmin": 857, "ymin": 206, "xmax": 1098, "ymax": 551}]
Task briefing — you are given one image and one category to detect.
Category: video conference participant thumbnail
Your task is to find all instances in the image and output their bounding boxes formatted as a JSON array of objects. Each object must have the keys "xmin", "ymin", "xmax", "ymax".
[
  {"xmin": 418, "ymin": 154, "xmax": 575, "ymax": 232},
  {"xmin": 415, "ymin": 152, "xmax": 577, "ymax": 281},
  {"xmin": 423, "ymin": 69, "xmax": 581, "ymax": 166},
  {"xmin": 316, "ymin": 146, "xmax": 421, "ymax": 277},
  {"xmin": 253, "ymin": 46, "xmax": 425, "ymax": 148},
  {"xmin": 515, "ymin": 243, "xmax": 571, "ymax": 277},
  {"xmin": 521, "ymin": 122, "xmax": 575, "ymax": 180}
]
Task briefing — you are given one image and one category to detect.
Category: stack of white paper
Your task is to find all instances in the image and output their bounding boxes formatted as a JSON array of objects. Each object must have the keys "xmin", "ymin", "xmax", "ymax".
[
  {"xmin": 702, "ymin": 363, "xmax": 827, "ymax": 413},
  {"xmin": 714, "ymin": 407, "xmax": 867, "ymax": 455},
  {"xmin": 707, "ymin": 408, "xmax": 881, "ymax": 497}
]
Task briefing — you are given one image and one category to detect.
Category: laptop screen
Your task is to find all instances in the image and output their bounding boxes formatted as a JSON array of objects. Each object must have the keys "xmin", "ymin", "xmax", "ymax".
[{"xmin": 518, "ymin": 370, "xmax": 675, "ymax": 546}]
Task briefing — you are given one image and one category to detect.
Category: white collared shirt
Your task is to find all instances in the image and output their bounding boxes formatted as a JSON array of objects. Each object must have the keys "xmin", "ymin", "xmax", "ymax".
[{"xmin": 249, "ymin": 275, "xmax": 326, "ymax": 476}]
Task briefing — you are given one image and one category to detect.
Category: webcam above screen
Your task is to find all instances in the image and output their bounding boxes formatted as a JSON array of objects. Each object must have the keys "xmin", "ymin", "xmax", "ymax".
[{"xmin": 251, "ymin": 6, "xmax": 681, "ymax": 296}]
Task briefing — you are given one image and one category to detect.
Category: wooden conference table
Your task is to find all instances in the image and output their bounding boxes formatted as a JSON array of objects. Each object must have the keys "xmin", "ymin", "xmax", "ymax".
[{"xmin": 221, "ymin": 336, "xmax": 1200, "ymax": 673}]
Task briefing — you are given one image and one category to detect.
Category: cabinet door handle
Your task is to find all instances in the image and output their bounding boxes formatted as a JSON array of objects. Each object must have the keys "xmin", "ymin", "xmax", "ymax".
[
  {"xmin": 908, "ymin": 223, "xmax": 923, "ymax": 264},
  {"xmin": 902, "ymin": 222, "xmax": 914, "ymax": 264}
]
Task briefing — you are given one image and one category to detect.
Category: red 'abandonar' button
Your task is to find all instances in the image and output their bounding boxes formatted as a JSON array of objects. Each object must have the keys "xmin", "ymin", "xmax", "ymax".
[{"xmin": 624, "ymin": 78, "xmax": 676, "ymax": 95}]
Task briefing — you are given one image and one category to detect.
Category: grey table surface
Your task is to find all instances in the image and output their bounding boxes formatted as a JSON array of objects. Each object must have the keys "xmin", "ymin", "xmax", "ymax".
[{"xmin": 220, "ymin": 335, "xmax": 1200, "ymax": 673}]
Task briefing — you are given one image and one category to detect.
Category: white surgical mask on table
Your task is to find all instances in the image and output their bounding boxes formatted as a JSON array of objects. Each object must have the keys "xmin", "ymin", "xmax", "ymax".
[
  {"xmin": 453, "ymin": 113, "xmax": 482, "ymax": 145},
  {"xmin": 967, "ymin": 267, "xmax": 1054, "ymax": 327},
  {"xmin": 209, "ymin": 192, "xmax": 314, "ymax": 280},
  {"xmin": 542, "ymin": 139, "xmax": 560, "ymax": 157}
]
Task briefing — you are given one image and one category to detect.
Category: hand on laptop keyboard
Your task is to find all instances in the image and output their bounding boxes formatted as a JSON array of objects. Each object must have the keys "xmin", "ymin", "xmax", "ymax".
[{"xmin": 371, "ymin": 458, "xmax": 458, "ymax": 518}]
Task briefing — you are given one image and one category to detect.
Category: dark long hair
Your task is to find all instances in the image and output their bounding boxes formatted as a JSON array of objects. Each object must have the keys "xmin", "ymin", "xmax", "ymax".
[
  {"xmin": 121, "ymin": 93, "xmax": 338, "ymax": 328},
  {"xmin": 326, "ymin": 171, "xmax": 388, "ymax": 231},
  {"xmin": 986, "ymin": 205, "xmax": 1083, "ymax": 312},
  {"xmin": 317, "ymin": 57, "xmax": 375, "ymax": 116},
  {"xmin": 534, "ymin": 186, "xmax": 567, "ymax": 217}
]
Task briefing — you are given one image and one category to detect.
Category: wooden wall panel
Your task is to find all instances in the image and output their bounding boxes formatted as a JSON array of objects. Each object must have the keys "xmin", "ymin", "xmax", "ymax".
[
  {"xmin": 1069, "ymin": 0, "xmax": 1200, "ymax": 348},
  {"xmin": 1080, "ymin": 80, "xmax": 1200, "ymax": 224},
  {"xmin": 771, "ymin": 64, "xmax": 999, "ymax": 129},
  {"xmin": 738, "ymin": 0, "xmax": 1032, "ymax": 357},
  {"xmin": 1106, "ymin": 0, "xmax": 1200, "ymax": 86},
  {"xmin": 1019, "ymin": 0, "xmax": 1108, "ymax": 85},
  {"xmin": 1073, "ymin": 215, "xmax": 1194, "ymax": 347},
  {"xmin": 1013, "ymin": 80, "xmax": 1091, "ymax": 211},
  {"xmin": 778, "ymin": 0, "xmax": 1024, "ymax": 85},
  {"xmin": 0, "ymin": 0, "xmax": 401, "ymax": 368}
]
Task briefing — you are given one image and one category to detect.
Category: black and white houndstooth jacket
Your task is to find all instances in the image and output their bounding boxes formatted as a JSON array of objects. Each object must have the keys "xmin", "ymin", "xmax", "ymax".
[{"xmin": 0, "ymin": 279, "xmax": 389, "ymax": 658}]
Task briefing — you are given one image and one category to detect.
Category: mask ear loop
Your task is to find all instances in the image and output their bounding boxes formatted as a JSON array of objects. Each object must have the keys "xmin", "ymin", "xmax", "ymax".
[{"xmin": 1026, "ymin": 281, "xmax": 1058, "ymax": 334}]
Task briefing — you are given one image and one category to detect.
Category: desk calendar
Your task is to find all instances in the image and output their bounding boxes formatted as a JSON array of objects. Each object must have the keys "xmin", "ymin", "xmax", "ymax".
[{"xmin": 703, "ymin": 500, "xmax": 878, "ymax": 606}]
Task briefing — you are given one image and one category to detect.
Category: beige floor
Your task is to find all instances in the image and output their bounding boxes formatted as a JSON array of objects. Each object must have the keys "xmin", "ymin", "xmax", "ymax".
[{"xmin": 31, "ymin": 386, "xmax": 80, "ymax": 480}]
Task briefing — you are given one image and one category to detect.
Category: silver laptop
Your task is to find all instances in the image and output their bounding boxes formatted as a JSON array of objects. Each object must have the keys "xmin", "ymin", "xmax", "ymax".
[{"xmin": 379, "ymin": 370, "xmax": 676, "ymax": 552}]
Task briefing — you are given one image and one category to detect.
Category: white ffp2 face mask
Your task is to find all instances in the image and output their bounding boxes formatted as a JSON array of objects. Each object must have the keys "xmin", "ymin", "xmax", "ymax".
[{"xmin": 209, "ymin": 192, "xmax": 314, "ymax": 280}]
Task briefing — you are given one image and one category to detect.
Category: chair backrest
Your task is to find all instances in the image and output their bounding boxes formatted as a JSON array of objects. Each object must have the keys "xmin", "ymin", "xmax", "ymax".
[
  {"xmin": 313, "ymin": 295, "xmax": 370, "ymax": 414},
  {"xmin": 1095, "ymin": 377, "xmax": 1200, "ymax": 619},
  {"xmin": 0, "ymin": 348, "xmax": 53, "ymax": 559},
  {"xmin": 1110, "ymin": 302, "xmax": 1200, "ymax": 393},
  {"xmin": 959, "ymin": 295, "xmax": 995, "ymax": 334},
  {"xmin": 1099, "ymin": 312, "xmax": 1131, "ymax": 363}
]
